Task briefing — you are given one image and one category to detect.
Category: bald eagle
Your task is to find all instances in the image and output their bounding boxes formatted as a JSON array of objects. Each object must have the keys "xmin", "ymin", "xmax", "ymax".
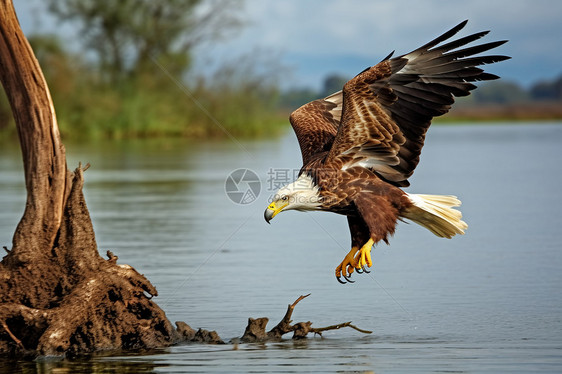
[{"xmin": 264, "ymin": 20, "xmax": 509, "ymax": 283}]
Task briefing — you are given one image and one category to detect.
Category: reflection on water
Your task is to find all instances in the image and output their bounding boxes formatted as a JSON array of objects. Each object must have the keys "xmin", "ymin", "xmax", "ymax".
[
  {"xmin": 1, "ymin": 123, "xmax": 562, "ymax": 373},
  {"xmin": 1, "ymin": 352, "xmax": 166, "ymax": 374}
]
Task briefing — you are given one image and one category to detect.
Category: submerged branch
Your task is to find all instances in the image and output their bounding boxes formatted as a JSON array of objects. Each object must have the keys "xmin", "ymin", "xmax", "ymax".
[
  {"xmin": 311, "ymin": 322, "xmax": 373, "ymax": 336},
  {"xmin": 240, "ymin": 294, "xmax": 371, "ymax": 343}
]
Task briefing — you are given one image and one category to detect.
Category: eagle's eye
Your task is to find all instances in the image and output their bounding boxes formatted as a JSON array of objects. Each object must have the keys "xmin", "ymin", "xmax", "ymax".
[{"xmin": 281, "ymin": 195, "xmax": 289, "ymax": 202}]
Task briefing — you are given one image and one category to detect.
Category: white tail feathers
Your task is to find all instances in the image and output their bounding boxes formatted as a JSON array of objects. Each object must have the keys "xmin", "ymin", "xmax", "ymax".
[{"xmin": 402, "ymin": 193, "xmax": 468, "ymax": 239}]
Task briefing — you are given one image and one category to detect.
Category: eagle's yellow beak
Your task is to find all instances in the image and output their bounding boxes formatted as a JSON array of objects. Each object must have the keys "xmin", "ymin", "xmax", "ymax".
[{"xmin": 264, "ymin": 201, "xmax": 288, "ymax": 224}]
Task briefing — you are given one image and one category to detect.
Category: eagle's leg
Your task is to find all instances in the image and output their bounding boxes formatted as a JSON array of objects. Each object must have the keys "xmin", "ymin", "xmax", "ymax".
[
  {"xmin": 337, "ymin": 215, "xmax": 371, "ymax": 283},
  {"xmin": 335, "ymin": 246, "xmax": 359, "ymax": 284},
  {"xmin": 354, "ymin": 238, "xmax": 374, "ymax": 271},
  {"xmin": 350, "ymin": 193, "xmax": 399, "ymax": 275}
]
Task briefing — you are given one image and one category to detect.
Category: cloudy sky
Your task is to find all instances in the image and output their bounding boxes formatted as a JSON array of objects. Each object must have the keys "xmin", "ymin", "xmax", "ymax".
[{"xmin": 14, "ymin": 0, "xmax": 562, "ymax": 90}]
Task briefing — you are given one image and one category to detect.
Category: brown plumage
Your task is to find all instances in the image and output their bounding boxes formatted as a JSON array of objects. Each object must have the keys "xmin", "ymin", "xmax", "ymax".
[{"xmin": 264, "ymin": 20, "xmax": 509, "ymax": 283}]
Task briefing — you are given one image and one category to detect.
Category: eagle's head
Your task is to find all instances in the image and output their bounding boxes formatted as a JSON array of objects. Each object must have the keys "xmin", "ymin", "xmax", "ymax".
[{"xmin": 264, "ymin": 173, "xmax": 322, "ymax": 223}]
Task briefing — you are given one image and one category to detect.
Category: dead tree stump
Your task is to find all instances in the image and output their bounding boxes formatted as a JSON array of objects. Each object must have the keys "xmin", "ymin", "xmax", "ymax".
[{"xmin": 0, "ymin": 0, "xmax": 182, "ymax": 357}]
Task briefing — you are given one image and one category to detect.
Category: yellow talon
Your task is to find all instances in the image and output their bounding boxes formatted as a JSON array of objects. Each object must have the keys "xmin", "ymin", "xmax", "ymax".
[
  {"xmin": 335, "ymin": 239, "xmax": 374, "ymax": 282},
  {"xmin": 355, "ymin": 239, "xmax": 374, "ymax": 269},
  {"xmin": 335, "ymin": 246, "xmax": 359, "ymax": 278}
]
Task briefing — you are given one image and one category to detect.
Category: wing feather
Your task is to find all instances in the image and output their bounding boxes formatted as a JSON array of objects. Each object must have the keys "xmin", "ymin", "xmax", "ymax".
[
  {"xmin": 322, "ymin": 20, "xmax": 509, "ymax": 186},
  {"xmin": 289, "ymin": 91, "xmax": 342, "ymax": 164}
]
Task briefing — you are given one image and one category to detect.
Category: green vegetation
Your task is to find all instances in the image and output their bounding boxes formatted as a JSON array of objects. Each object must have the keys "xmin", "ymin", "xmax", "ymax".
[
  {"xmin": 280, "ymin": 73, "xmax": 562, "ymax": 123},
  {"xmin": 440, "ymin": 77, "xmax": 562, "ymax": 122},
  {"xmin": 0, "ymin": 0, "xmax": 286, "ymax": 141}
]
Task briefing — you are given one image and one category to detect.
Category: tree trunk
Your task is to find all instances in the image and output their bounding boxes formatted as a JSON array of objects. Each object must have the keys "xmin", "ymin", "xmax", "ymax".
[{"xmin": 0, "ymin": 0, "xmax": 181, "ymax": 357}]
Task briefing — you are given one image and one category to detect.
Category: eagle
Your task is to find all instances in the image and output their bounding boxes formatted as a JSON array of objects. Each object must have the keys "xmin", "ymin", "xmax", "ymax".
[{"xmin": 263, "ymin": 20, "xmax": 509, "ymax": 284}]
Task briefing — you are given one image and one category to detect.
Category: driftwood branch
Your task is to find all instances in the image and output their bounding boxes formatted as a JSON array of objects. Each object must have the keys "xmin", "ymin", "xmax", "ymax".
[
  {"xmin": 267, "ymin": 293, "xmax": 311, "ymax": 338},
  {"xmin": 310, "ymin": 321, "xmax": 373, "ymax": 336},
  {"xmin": 240, "ymin": 294, "xmax": 372, "ymax": 342}
]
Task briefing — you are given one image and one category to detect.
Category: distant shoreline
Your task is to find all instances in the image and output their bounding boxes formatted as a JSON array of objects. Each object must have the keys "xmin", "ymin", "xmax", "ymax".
[
  {"xmin": 1, "ymin": 103, "xmax": 560, "ymax": 143},
  {"xmin": 438, "ymin": 102, "xmax": 562, "ymax": 122}
]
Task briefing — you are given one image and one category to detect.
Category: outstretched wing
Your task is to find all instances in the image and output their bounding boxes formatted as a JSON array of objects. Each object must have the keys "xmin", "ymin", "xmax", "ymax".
[
  {"xmin": 324, "ymin": 20, "xmax": 509, "ymax": 186},
  {"xmin": 289, "ymin": 52, "xmax": 393, "ymax": 165},
  {"xmin": 289, "ymin": 91, "xmax": 342, "ymax": 165}
]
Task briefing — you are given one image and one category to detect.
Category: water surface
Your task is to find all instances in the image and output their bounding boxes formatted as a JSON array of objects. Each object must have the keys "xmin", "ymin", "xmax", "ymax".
[{"xmin": 1, "ymin": 123, "xmax": 561, "ymax": 373}]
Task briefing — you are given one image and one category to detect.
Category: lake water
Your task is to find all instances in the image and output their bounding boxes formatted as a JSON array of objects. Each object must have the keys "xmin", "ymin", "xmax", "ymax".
[{"xmin": 1, "ymin": 122, "xmax": 561, "ymax": 373}]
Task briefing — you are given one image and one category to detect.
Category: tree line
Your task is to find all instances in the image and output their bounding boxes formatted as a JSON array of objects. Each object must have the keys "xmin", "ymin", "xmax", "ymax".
[
  {"xmin": 0, "ymin": 0, "xmax": 285, "ymax": 141},
  {"xmin": 279, "ymin": 73, "xmax": 562, "ymax": 111}
]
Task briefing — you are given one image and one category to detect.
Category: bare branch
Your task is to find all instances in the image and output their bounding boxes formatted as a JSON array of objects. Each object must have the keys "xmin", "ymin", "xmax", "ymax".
[
  {"xmin": 311, "ymin": 322, "xmax": 373, "ymax": 336},
  {"xmin": 240, "ymin": 294, "xmax": 371, "ymax": 343},
  {"xmin": 1, "ymin": 321, "xmax": 24, "ymax": 350}
]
